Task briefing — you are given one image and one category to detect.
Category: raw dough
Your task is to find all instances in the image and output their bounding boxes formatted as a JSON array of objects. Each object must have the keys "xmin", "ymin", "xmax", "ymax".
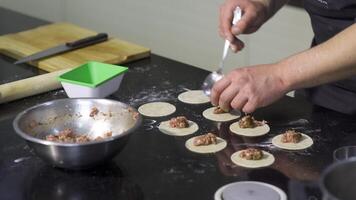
[
  {"xmin": 158, "ymin": 120, "xmax": 199, "ymax": 136},
  {"xmin": 229, "ymin": 122, "xmax": 270, "ymax": 137},
  {"xmin": 138, "ymin": 102, "xmax": 176, "ymax": 117},
  {"xmin": 202, "ymin": 107, "xmax": 241, "ymax": 122},
  {"xmin": 178, "ymin": 90, "xmax": 210, "ymax": 104},
  {"xmin": 231, "ymin": 150, "xmax": 275, "ymax": 168},
  {"xmin": 185, "ymin": 136, "xmax": 227, "ymax": 153},
  {"xmin": 272, "ymin": 133, "xmax": 313, "ymax": 150}
]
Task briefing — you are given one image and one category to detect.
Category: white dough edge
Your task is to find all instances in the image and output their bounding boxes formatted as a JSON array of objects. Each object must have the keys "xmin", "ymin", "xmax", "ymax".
[
  {"xmin": 178, "ymin": 90, "xmax": 210, "ymax": 104},
  {"xmin": 230, "ymin": 150, "xmax": 275, "ymax": 168},
  {"xmin": 272, "ymin": 133, "xmax": 313, "ymax": 150},
  {"xmin": 138, "ymin": 102, "xmax": 176, "ymax": 117},
  {"xmin": 158, "ymin": 120, "xmax": 199, "ymax": 136},
  {"xmin": 229, "ymin": 122, "xmax": 270, "ymax": 137},
  {"xmin": 185, "ymin": 136, "xmax": 227, "ymax": 154},
  {"xmin": 202, "ymin": 107, "xmax": 241, "ymax": 122}
]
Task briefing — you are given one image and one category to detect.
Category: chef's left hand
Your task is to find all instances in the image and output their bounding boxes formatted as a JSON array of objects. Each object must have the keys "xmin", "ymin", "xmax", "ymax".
[{"xmin": 210, "ymin": 64, "xmax": 289, "ymax": 113}]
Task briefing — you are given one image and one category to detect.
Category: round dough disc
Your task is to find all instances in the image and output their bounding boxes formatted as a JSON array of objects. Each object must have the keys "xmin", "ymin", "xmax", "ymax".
[
  {"xmin": 202, "ymin": 107, "xmax": 241, "ymax": 122},
  {"xmin": 158, "ymin": 120, "xmax": 199, "ymax": 136},
  {"xmin": 229, "ymin": 122, "xmax": 270, "ymax": 137},
  {"xmin": 138, "ymin": 102, "xmax": 176, "ymax": 117},
  {"xmin": 231, "ymin": 150, "xmax": 275, "ymax": 168},
  {"xmin": 272, "ymin": 133, "xmax": 313, "ymax": 150},
  {"xmin": 185, "ymin": 136, "xmax": 227, "ymax": 154},
  {"xmin": 178, "ymin": 90, "xmax": 210, "ymax": 104}
]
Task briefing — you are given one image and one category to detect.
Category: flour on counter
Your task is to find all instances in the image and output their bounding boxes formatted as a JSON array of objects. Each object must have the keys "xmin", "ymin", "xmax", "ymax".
[{"xmin": 126, "ymin": 85, "xmax": 188, "ymax": 107}]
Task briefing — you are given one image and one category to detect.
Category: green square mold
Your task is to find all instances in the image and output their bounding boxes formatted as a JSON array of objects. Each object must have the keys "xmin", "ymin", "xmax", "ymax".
[{"xmin": 58, "ymin": 61, "xmax": 128, "ymax": 98}]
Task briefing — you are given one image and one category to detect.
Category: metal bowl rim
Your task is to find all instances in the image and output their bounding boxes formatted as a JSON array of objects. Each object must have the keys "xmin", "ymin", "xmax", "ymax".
[
  {"xmin": 333, "ymin": 145, "xmax": 356, "ymax": 161},
  {"xmin": 319, "ymin": 157, "xmax": 356, "ymax": 199},
  {"xmin": 13, "ymin": 98, "xmax": 142, "ymax": 147}
]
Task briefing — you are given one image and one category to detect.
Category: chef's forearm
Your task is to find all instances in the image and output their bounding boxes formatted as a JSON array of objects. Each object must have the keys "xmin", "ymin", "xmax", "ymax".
[{"xmin": 278, "ymin": 24, "xmax": 356, "ymax": 91}]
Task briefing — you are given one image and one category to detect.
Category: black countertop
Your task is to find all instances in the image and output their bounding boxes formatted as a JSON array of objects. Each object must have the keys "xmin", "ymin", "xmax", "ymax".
[{"xmin": 1, "ymin": 6, "xmax": 356, "ymax": 200}]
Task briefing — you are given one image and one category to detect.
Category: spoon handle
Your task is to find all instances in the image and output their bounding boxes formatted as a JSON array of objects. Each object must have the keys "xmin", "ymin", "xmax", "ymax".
[
  {"xmin": 218, "ymin": 7, "xmax": 242, "ymax": 73},
  {"xmin": 218, "ymin": 40, "xmax": 230, "ymax": 72}
]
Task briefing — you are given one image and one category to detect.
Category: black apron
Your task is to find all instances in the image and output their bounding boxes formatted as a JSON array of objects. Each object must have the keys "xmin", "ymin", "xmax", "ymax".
[{"xmin": 301, "ymin": 0, "xmax": 356, "ymax": 114}]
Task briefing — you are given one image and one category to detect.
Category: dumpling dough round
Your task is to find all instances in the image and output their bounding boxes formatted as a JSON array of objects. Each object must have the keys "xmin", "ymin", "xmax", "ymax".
[
  {"xmin": 158, "ymin": 120, "xmax": 199, "ymax": 136},
  {"xmin": 185, "ymin": 136, "xmax": 227, "ymax": 154},
  {"xmin": 202, "ymin": 107, "xmax": 241, "ymax": 122},
  {"xmin": 231, "ymin": 150, "xmax": 275, "ymax": 168},
  {"xmin": 272, "ymin": 133, "xmax": 313, "ymax": 150},
  {"xmin": 229, "ymin": 122, "xmax": 270, "ymax": 137},
  {"xmin": 178, "ymin": 90, "xmax": 210, "ymax": 104},
  {"xmin": 138, "ymin": 102, "xmax": 176, "ymax": 117}
]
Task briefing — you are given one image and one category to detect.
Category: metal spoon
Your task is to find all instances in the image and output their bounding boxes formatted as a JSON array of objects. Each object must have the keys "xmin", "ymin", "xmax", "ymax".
[{"xmin": 202, "ymin": 7, "xmax": 242, "ymax": 96}]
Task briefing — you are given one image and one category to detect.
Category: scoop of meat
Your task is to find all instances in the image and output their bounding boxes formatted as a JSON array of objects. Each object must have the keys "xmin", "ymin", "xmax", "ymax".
[
  {"xmin": 213, "ymin": 106, "xmax": 228, "ymax": 114},
  {"xmin": 238, "ymin": 115, "xmax": 256, "ymax": 128},
  {"xmin": 238, "ymin": 115, "xmax": 267, "ymax": 128},
  {"xmin": 193, "ymin": 133, "xmax": 218, "ymax": 146},
  {"xmin": 281, "ymin": 130, "xmax": 302, "ymax": 143},
  {"xmin": 169, "ymin": 116, "xmax": 189, "ymax": 128},
  {"xmin": 239, "ymin": 148, "xmax": 264, "ymax": 160}
]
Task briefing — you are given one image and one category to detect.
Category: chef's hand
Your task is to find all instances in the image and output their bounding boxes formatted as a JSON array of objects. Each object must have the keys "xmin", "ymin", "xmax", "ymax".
[
  {"xmin": 219, "ymin": 0, "xmax": 269, "ymax": 52},
  {"xmin": 210, "ymin": 64, "xmax": 289, "ymax": 113}
]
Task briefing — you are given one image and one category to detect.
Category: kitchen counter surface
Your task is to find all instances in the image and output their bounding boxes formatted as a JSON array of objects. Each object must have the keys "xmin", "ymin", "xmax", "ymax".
[{"xmin": 1, "ymin": 6, "xmax": 356, "ymax": 200}]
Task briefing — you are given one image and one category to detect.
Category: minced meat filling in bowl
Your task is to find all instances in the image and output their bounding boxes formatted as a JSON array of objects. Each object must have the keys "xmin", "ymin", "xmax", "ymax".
[{"xmin": 45, "ymin": 128, "xmax": 113, "ymax": 143}]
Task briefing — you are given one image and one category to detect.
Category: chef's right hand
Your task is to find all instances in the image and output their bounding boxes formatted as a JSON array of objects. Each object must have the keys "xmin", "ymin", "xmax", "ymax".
[{"xmin": 219, "ymin": 0, "xmax": 270, "ymax": 52}]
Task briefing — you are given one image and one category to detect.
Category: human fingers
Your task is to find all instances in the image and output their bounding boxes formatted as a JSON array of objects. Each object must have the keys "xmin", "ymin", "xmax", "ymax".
[
  {"xmin": 220, "ymin": 4, "xmax": 235, "ymax": 42},
  {"xmin": 231, "ymin": 5, "xmax": 258, "ymax": 35},
  {"xmin": 219, "ymin": 6, "xmax": 225, "ymax": 38},
  {"xmin": 210, "ymin": 78, "xmax": 231, "ymax": 106},
  {"xmin": 229, "ymin": 37, "xmax": 245, "ymax": 52},
  {"xmin": 230, "ymin": 92, "xmax": 248, "ymax": 111},
  {"xmin": 242, "ymin": 97, "xmax": 258, "ymax": 113},
  {"xmin": 218, "ymin": 84, "xmax": 240, "ymax": 111}
]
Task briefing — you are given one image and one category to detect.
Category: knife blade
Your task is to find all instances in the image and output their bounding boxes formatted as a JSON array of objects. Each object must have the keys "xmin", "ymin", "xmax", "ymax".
[{"xmin": 14, "ymin": 33, "xmax": 108, "ymax": 65}]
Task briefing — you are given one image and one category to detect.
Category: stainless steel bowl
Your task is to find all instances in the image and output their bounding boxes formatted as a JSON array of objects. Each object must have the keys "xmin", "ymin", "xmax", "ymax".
[
  {"xmin": 320, "ymin": 159, "xmax": 356, "ymax": 200},
  {"xmin": 13, "ymin": 99, "xmax": 142, "ymax": 169}
]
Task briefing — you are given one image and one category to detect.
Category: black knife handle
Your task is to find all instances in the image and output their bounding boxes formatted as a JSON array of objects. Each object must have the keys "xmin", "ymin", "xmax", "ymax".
[{"xmin": 66, "ymin": 33, "xmax": 108, "ymax": 48}]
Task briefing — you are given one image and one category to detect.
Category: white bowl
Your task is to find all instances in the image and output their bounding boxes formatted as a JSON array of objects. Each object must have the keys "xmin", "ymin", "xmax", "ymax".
[{"xmin": 61, "ymin": 74, "xmax": 124, "ymax": 98}]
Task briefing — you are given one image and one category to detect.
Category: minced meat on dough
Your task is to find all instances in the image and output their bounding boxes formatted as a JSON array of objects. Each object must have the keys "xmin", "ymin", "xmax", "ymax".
[
  {"xmin": 213, "ymin": 106, "xmax": 227, "ymax": 114},
  {"xmin": 238, "ymin": 115, "xmax": 267, "ymax": 128},
  {"xmin": 281, "ymin": 130, "xmax": 302, "ymax": 143},
  {"xmin": 193, "ymin": 133, "xmax": 217, "ymax": 146},
  {"xmin": 239, "ymin": 148, "xmax": 264, "ymax": 160},
  {"xmin": 169, "ymin": 116, "xmax": 189, "ymax": 128}
]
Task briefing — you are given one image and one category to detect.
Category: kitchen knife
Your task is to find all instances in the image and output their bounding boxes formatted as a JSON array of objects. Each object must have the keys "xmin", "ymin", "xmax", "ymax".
[{"xmin": 14, "ymin": 33, "xmax": 108, "ymax": 65}]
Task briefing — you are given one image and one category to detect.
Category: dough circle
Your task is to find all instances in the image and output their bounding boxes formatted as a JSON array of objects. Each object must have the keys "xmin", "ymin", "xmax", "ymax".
[
  {"xmin": 231, "ymin": 150, "xmax": 275, "ymax": 168},
  {"xmin": 202, "ymin": 107, "xmax": 241, "ymax": 122},
  {"xmin": 272, "ymin": 133, "xmax": 313, "ymax": 150},
  {"xmin": 185, "ymin": 136, "xmax": 227, "ymax": 154},
  {"xmin": 158, "ymin": 120, "xmax": 199, "ymax": 136},
  {"xmin": 229, "ymin": 122, "xmax": 270, "ymax": 137},
  {"xmin": 138, "ymin": 102, "xmax": 176, "ymax": 117},
  {"xmin": 178, "ymin": 90, "xmax": 210, "ymax": 104}
]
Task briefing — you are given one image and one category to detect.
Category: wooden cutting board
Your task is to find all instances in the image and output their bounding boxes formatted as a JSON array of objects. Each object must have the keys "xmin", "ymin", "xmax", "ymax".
[{"xmin": 0, "ymin": 22, "xmax": 150, "ymax": 72}]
